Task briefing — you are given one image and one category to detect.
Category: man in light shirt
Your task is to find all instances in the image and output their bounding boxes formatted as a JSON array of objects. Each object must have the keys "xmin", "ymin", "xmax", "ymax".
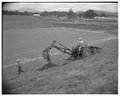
[
  {"xmin": 78, "ymin": 38, "xmax": 84, "ymax": 51},
  {"xmin": 77, "ymin": 38, "xmax": 85, "ymax": 58}
]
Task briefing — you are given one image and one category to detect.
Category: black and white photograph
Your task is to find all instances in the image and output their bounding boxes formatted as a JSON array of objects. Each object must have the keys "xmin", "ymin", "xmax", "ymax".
[{"xmin": 2, "ymin": 1, "xmax": 118, "ymax": 94}]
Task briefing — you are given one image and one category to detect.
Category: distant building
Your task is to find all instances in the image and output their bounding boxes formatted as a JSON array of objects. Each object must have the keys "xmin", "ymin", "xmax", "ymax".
[
  {"xmin": 94, "ymin": 16, "xmax": 105, "ymax": 19},
  {"xmin": 58, "ymin": 16, "xmax": 67, "ymax": 20},
  {"xmin": 33, "ymin": 14, "xmax": 40, "ymax": 16}
]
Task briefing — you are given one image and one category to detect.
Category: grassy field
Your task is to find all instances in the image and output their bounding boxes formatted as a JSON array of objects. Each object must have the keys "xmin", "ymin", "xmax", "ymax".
[{"xmin": 2, "ymin": 15, "xmax": 118, "ymax": 94}]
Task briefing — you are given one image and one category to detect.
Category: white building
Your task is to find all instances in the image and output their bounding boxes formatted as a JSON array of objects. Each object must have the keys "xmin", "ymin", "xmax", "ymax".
[
  {"xmin": 94, "ymin": 16, "xmax": 105, "ymax": 19},
  {"xmin": 33, "ymin": 14, "xmax": 40, "ymax": 16}
]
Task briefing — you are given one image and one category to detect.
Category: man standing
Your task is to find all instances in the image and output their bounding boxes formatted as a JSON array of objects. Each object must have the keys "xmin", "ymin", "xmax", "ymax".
[
  {"xmin": 78, "ymin": 38, "xmax": 84, "ymax": 50},
  {"xmin": 71, "ymin": 38, "xmax": 85, "ymax": 59},
  {"xmin": 16, "ymin": 56, "xmax": 24, "ymax": 75},
  {"xmin": 78, "ymin": 38, "xmax": 89, "ymax": 58},
  {"xmin": 42, "ymin": 46, "xmax": 52, "ymax": 64}
]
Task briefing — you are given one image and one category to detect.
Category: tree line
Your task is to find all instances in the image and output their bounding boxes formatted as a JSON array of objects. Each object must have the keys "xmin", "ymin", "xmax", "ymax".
[
  {"xmin": 3, "ymin": 9, "xmax": 108, "ymax": 19},
  {"xmin": 2, "ymin": 10, "xmax": 39, "ymax": 16}
]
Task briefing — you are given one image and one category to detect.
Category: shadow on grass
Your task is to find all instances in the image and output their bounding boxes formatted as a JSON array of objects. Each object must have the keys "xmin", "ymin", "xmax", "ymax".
[
  {"xmin": 2, "ymin": 80, "xmax": 13, "ymax": 94},
  {"xmin": 37, "ymin": 63, "xmax": 56, "ymax": 71}
]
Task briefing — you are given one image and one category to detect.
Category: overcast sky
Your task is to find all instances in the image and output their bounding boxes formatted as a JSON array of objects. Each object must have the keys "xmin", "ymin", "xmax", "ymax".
[{"xmin": 3, "ymin": 3, "xmax": 118, "ymax": 12}]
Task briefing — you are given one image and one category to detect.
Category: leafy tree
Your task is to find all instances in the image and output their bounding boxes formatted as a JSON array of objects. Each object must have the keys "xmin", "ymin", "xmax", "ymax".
[
  {"xmin": 83, "ymin": 10, "xmax": 98, "ymax": 18},
  {"xmin": 78, "ymin": 13, "xmax": 84, "ymax": 18},
  {"xmin": 66, "ymin": 9, "xmax": 75, "ymax": 20},
  {"xmin": 100, "ymin": 13, "xmax": 106, "ymax": 17}
]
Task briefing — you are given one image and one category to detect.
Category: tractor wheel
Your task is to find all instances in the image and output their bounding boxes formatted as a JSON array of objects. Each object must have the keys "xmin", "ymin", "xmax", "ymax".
[{"xmin": 82, "ymin": 47, "xmax": 91, "ymax": 57}]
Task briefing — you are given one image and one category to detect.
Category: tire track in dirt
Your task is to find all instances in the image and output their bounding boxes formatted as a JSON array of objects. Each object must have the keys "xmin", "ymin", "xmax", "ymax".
[{"xmin": 3, "ymin": 36, "xmax": 117, "ymax": 69}]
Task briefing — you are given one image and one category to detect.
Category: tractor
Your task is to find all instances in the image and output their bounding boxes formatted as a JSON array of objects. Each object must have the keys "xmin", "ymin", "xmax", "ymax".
[{"xmin": 38, "ymin": 40, "xmax": 101, "ymax": 70}]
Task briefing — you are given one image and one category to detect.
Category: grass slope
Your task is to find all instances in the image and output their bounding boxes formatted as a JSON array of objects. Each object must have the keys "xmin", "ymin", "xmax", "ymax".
[
  {"xmin": 3, "ymin": 39, "xmax": 118, "ymax": 94},
  {"xmin": 3, "ymin": 15, "xmax": 118, "ymax": 94}
]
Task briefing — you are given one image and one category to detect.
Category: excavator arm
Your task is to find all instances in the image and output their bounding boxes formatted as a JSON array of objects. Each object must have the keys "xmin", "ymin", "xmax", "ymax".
[
  {"xmin": 52, "ymin": 44, "xmax": 71, "ymax": 55},
  {"xmin": 52, "ymin": 40, "xmax": 71, "ymax": 55},
  {"xmin": 42, "ymin": 40, "xmax": 72, "ymax": 61}
]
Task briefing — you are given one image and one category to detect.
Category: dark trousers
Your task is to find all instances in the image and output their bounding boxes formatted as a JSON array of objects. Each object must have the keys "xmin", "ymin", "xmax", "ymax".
[
  {"xmin": 18, "ymin": 65, "xmax": 24, "ymax": 75},
  {"xmin": 46, "ymin": 55, "xmax": 52, "ymax": 64}
]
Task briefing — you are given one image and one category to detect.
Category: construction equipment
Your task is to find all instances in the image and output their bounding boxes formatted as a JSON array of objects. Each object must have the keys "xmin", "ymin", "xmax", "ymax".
[
  {"xmin": 42, "ymin": 40, "xmax": 101, "ymax": 61},
  {"xmin": 38, "ymin": 40, "xmax": 102, "ymax": 71}
]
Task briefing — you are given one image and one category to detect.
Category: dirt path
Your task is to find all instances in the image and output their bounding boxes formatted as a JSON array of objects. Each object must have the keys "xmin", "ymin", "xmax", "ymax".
[{"xmin": 3, "ymin": 36, "xmax": 117, "ymax": 69}]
